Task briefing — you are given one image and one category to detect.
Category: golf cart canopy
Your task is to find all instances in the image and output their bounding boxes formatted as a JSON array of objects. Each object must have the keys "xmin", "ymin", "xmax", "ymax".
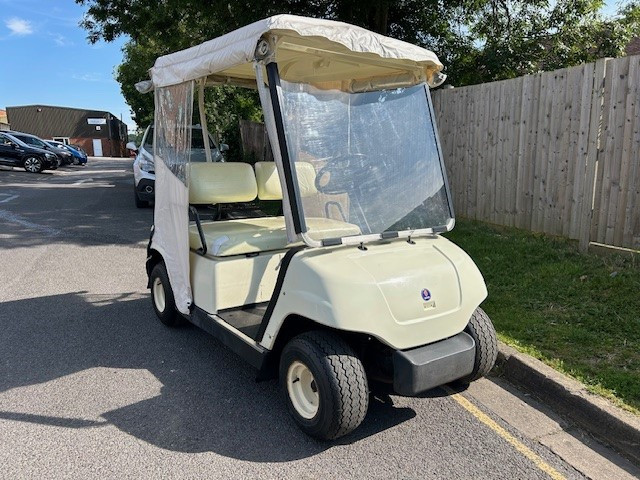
[{"xmin": 138, "ymin": 14, "xmax": 446, "ymax": 92}]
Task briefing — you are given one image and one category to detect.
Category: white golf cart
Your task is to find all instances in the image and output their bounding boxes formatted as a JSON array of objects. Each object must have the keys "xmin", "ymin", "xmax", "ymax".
[{"xmin": 139, "ymin": 15, "xmax": 497, "ymax": 440}]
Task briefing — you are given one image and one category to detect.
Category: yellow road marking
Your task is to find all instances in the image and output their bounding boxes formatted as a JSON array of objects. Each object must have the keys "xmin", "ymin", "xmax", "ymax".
[{"xmin": 443, "ymin": 386, "xmax": 566, "ymax": 480}]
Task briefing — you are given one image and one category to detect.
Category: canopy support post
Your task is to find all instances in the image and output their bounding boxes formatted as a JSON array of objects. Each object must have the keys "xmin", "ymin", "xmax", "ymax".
[
  {"xmin": 197, "ymin": 78, "xmax": 213, "ymax": 163},
  {"xmin": 264, "ymin": 62, "xmax": 306, "ymax": 234}
]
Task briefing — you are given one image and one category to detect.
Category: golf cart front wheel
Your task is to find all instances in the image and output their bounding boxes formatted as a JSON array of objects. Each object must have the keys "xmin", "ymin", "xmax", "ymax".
[
  {"xmin": 280, "ymin": 331, "xmax": 369, "ymax": 440},
  {"xmin": 149, "ymin": 262, "xmax": 181, "ymax": 327},
  {"xmin": 459, "ymin": 307, "xmax": 498, "ymax": 384}
]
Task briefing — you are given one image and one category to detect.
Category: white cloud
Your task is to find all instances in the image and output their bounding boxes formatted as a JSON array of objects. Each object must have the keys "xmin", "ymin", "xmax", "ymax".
[
  {"xmin": 5, "ymin": 17, "xmax": 33, "ymax": 36},
  {"xmin": 51, "ymin": 33, "xmax": 73, "ymax": 47},
  {"xmin": 71, "ymin": 72, "xmax": 103, "ymax": 82}
]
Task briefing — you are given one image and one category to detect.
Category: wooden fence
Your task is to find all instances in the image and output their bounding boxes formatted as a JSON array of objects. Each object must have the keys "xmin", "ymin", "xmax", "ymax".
[
  {"xmin": 239, "ymin": 119, "xmax": 273, "ymax": 162},
  {"xmin": 432, "ymin": 55, "xmax": 640, "ymax": 251},
  {"xmin": 238, "ymin": 55, "xmax": 640, "ymax": 250}
]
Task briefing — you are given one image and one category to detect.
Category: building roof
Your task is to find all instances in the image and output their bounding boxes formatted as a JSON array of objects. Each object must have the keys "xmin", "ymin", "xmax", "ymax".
[
  {"xmin": 6, "ymin": 104, "xmax": 127, "ymax": 140},
  {"xmin": 6, "ymin": 104, "xmax": 120, "ymax": 117}
]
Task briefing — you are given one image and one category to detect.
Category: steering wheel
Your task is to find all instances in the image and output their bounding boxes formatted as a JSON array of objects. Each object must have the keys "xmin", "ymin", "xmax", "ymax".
[{"xmin": 314, "ymin": 154, "xmax": 370, "ymax": 195}]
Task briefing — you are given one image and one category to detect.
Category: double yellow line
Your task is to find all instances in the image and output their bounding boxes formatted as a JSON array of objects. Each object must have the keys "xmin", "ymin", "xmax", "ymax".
[{"xmin": 443, "ymin": 386, "xmax": 566, "ymax": 480}]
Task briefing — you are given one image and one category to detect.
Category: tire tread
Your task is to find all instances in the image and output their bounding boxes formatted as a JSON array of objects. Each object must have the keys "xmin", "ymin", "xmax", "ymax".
[
  {"xmin": 466, "ymin": 307, "xmax": 498, "ymax": 381},
  {"xmin": 284, "ymin": 331, "xmax": 368, "ymax": 439}
]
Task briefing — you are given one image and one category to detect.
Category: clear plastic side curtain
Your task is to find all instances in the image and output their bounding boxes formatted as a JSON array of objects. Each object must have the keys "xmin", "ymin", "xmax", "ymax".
[{"xmin": 152, "ymin": 81, "xmax": 194, "ymax": 315}]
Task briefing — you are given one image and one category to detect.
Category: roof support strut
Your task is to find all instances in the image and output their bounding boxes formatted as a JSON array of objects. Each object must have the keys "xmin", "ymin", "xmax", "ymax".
[{"xmin": 197, "ymin": 78, "xmax": 212, "ymax": 163}]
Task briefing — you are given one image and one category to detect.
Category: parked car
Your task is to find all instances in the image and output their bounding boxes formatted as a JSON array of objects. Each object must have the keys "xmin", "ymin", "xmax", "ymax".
[
  {"xmin": 70, "ymin": 144, "xmax": 87, "ymax": 156},
  {"xmin": 45, "ymin": 140, "xmax": 88, "ymax": 165},
  {"xmin": 7, "ymin": 131, "xmax": 72, "ymax": 166},
  {"xmin": 0, "ymin": 132, "xmax": 59, "ymax": 173},
  {"xmin": 129, "ymin": 125, "xmax": 228, "ymax": 208}
]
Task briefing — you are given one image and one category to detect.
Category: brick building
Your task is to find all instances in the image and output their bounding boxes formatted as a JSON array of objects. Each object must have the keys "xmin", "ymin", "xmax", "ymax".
[
  {"xmin": 0, "ymin": 110, "xmax": 9, "ymax": 131},
  {"xmin": 5, "ymin": 105, "xmax": 128, "ymax": 157}
]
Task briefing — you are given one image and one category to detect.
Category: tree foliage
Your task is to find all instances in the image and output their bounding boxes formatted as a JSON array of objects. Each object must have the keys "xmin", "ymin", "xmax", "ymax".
[{"xmin": 77, "ymin": 0, "xmax": 640, "ymax": 139}]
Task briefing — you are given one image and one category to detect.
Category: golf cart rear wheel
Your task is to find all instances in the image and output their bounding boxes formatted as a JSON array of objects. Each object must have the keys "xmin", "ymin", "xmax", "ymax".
[
  {"xmin": 149, "ymin": 262, "xmax": 181, "ymax": 327},
  {"xmin": 459, "ymin": 307, "xmax": 498, "ymax": 384},
  {"xmin": 280, "ymin": 331, "xmax": 369, "ymax": 440}
]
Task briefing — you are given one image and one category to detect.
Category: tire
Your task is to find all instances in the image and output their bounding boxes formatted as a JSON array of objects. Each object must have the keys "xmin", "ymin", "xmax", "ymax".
[
  {"xmin": 23, "ymin": 156, "xmax": 43, "ymax": 173},
  {"xmin": 134, "ymin": 186, "xmax": 148, "ymax": 208},
  {"xmin": 280, "ymin": 330, "xmax": 369, "ymax": 440},
  {"xmin": 459, "ymin": 307, "xmax": 498, "ymax": 383},
  {"xmin": 149, "ymin": 262, "xmax": 181, "ymax": 327}
]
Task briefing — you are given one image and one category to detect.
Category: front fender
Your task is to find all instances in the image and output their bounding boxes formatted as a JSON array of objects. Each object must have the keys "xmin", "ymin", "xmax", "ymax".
[{"xmin": 260, "ymin": 236, "xmax": 487, "ymax": 351}]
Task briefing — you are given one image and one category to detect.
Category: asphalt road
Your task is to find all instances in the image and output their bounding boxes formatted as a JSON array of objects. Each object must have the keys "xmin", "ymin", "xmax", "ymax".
[{"xmin": 0, "ymin": 159, "xmax": 636, "ymax": 479}]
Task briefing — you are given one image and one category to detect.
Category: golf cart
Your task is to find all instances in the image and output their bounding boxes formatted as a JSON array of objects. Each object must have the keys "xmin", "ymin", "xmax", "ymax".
[{"xmin": 139, "ymin": 15, "xmax": 497, "ymax": 440}]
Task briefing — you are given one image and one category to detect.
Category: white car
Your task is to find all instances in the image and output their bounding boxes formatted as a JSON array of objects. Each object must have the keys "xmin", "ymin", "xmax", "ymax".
[{"xmin": 129, "ymin": 125, "xmax": 227, "ymax": 208}]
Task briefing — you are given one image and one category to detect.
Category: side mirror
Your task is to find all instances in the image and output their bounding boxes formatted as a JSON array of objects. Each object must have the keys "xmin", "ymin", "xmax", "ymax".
[
  {"xmin": 219, "ymin": 143, "xmax": 229, "ymax": 153},
  {"xmin": 126, "ymin": 141, "xmax": 138, "ymax": 152}
]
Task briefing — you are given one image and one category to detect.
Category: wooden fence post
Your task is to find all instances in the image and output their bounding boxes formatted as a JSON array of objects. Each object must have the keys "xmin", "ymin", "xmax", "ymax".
[{"xmin": 578, "ymin": 58, "xmax": 608, "ymax": 252}]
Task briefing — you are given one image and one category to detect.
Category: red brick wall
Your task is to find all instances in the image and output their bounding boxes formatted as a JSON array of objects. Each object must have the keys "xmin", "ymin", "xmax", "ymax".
[{"xmin": 69, "ymin": 138, "xmax": 127, "ymax": 157}]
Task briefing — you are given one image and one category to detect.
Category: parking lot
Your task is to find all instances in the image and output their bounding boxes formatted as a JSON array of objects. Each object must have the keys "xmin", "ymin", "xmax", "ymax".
[{"xmin": 0, "ymin": 159, "xmax": 636, "ymax": 479}]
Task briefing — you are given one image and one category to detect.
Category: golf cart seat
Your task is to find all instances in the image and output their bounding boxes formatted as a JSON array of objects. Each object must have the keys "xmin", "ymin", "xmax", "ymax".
[{"xmin": 188, "ymin": 162, "xmax": 361, "ymax": 256}]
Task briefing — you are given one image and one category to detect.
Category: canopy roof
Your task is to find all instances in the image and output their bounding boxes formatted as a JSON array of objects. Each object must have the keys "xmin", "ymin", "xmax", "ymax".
[{"xmin": 145, "ymin": 14, "xmax": 445, "ymax": 91}]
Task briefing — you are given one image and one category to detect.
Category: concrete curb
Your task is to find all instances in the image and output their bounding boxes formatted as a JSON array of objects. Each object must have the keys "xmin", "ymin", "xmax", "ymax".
[{"xmin": 496, "ymin": 342, "xmax": 640, "ymax": 465}]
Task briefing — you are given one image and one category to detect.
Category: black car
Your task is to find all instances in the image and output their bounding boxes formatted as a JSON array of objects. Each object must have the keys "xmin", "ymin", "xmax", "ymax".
[
  {"xmin": 0, "ymin": 132, "xmax": 59, "ymax": 173},
  {"xmin": 7, "ymin": 131, "xmax": 72, "ymax": 165}
]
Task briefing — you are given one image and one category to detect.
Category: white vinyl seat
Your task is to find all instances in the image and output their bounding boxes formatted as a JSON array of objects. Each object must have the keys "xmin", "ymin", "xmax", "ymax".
[{"xmin": 188, "ymin": 161, "xmax": 361, "ymax": 256}]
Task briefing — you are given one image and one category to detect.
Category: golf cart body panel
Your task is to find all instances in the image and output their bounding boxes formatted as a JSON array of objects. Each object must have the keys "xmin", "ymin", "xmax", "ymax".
[
  {"xmin": 259, "ymin": 236, "xmax": 487, "ymax": 351},
  {"xmin": 187, "ymin": 228, "xmax": 486, "ymax": 351}
]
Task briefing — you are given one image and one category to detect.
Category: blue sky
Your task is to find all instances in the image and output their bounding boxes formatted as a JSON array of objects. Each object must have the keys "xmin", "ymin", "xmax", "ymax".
[
  {"xmin": 0, "ymin": 0, "xmax": 623, "ymax": 133},
  {"xmin": 0, "ymin": 0, "xmax": 133, "ymax": 129}
]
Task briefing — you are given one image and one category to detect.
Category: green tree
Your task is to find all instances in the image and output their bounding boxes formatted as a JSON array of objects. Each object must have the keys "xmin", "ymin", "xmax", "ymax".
[{"xmin": 77, "ymin": 0, "xmax": 640, "ymax": 139}]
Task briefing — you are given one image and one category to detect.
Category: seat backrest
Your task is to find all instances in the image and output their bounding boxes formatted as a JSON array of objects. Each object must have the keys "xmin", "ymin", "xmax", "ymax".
[
  {"xmin": 189, "ymin": 162, "xmax": 257, "ymax": 204},
  {"xmin": 254, "ymin": 162, "xmax": 317, "ymax": 200}
]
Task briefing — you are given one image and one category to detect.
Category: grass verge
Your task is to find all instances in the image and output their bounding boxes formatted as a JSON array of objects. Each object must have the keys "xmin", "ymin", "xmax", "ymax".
[{"xmin": 445, "ymin": 219, "xmax": 640, "ymax": 415}]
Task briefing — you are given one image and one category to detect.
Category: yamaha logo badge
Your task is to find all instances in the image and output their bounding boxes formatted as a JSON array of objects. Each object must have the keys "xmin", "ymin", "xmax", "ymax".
[{"xmin": 421, "ymin": 288, "xmax": 431, "ymax": 301}]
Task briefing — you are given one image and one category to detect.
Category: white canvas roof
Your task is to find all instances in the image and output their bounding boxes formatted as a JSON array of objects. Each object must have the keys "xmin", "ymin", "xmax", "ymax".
[{"xmin": 145, "ymin": 14, "xmax": 445, "ymax": 90}]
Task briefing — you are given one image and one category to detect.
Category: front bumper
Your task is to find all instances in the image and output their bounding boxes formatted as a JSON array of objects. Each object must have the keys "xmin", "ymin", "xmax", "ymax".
[
  {"xmin": 45, "ymin": 158, "xmax": 58, "ymax": 170},
  {"xmin": 392, "ymin": 331, "xmax": 475, "ymax": 396}
]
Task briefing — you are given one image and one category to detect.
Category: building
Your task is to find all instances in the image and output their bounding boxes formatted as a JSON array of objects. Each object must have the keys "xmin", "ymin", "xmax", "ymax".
[
  {"xmin": 0, "ymin": 109, "xmax": 9, "ymax": 131},
  {"xmin": 5, "ymin": 105, "xmax": 128, "ymax": 157}
]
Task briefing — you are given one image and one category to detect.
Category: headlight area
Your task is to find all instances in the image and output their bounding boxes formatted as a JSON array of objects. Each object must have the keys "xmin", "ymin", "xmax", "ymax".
[
  {"xmin": 44, "ymin": 153, "xmax": 56, "ymax": 160},
  {"xmin": 139, "ymin": 159, "xmax": 155, "ymax": 173}
]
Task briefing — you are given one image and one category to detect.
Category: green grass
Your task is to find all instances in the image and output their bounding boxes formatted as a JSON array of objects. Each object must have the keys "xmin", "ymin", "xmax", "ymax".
[{"xmin": 445, "ymin": 219, "xmax": 640, "ymax": 415}]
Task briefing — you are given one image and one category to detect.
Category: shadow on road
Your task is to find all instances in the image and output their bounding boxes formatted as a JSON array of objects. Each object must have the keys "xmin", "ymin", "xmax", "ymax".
[
  {"xmin": 0, "ymin": 161, "xmax": 153, "ymax": 249},
  {"xmin": 0, "ymin": 292, "xmax": 416, "ymax": 461}
]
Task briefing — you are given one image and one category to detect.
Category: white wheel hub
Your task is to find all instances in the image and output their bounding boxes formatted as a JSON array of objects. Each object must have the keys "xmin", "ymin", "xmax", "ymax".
[
  {"xmin": 152, "ymin": 277, "xmax": 166, "ymax": 312},
  {"xmin": 287, "ymin": 360, "xmax": 319, "ymax": 419}
]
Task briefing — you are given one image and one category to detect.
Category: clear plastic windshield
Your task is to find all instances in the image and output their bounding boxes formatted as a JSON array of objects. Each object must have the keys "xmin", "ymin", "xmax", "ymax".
[{"xmin": 279, "ymin": 81, "xmax": 452, "ymax": 243}]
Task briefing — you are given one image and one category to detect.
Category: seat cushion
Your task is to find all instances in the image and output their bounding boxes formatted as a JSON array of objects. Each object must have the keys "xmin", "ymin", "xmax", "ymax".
[
  {"xmin": 189, "ymin": 162, "xmax": 257, "ymax": 204},
  {"xmin": 189, "ymin": 216, "xmax": 361, "ymax": 256},
  {"xmin": 254, "ymin": 161, "xmax": 318, "ymax": 200}
]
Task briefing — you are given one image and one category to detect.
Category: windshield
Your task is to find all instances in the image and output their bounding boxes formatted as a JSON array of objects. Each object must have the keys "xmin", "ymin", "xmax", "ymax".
[{"xmin": 279, "ymin": 81, "xmax": 452, "ymax": 242}]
